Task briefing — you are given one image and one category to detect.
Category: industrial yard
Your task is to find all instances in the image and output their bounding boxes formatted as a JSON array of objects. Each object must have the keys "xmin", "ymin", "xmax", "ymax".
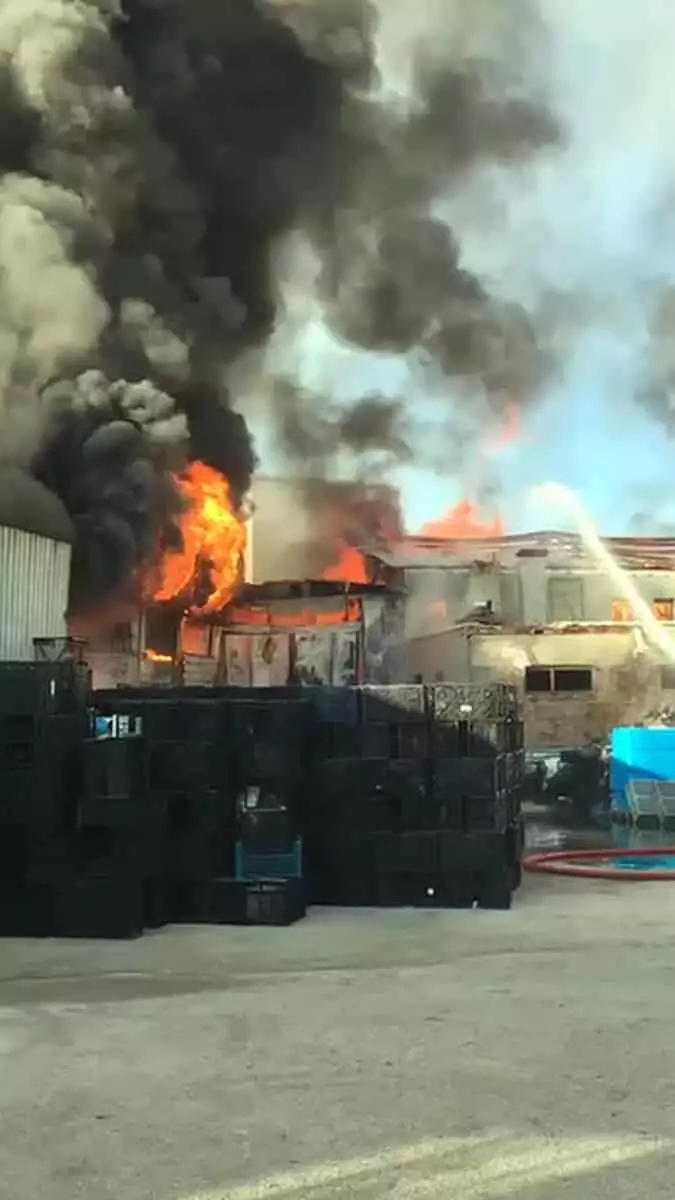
[
  {"xmin": 2, "ymin": 0, "xmax": 675, "ymax": 1196},
  {"xmin": 1, "ymin": 870, "xmax": 675, "ymax": 1200}
]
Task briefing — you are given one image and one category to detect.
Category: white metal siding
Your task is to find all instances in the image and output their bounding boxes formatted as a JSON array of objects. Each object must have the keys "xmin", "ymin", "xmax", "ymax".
[{"xmin": 0, "ymin": 525, "xmax": 71, "ymax": 660}]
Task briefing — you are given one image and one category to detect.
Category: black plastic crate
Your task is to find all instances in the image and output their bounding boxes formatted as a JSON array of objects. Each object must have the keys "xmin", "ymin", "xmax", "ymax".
[
  {"xmin": 33, "ymin": 635, "xmax": 87, "ymax": 663},
  {"xmin": 428, "ymin": 682, "xmax": 519, "ymax": 724},
  {"xmin": 374, "ymin": 831, "xmax": 438, "ymax": 874},
  {"xmin": 464, "ymin": 793, "xmax": 509, "ymax": 833},
  {"xmin": 164, "ymin": 789, "xmax": 234, "ymax": 834},
  {"xmin": 475, "ymin": 862, "xmax": 513, "ymax": 910},
  {"xmin": 310, "ymin": 758, "xmax": 428, "ymax": 833},
  {"xmin": 0, "ymin": 826, "xmax": 73, "ymax": 885},
  {"xmin": 164, "ymin": 881, "xmax": 207, "ymax": 923},
  {"xmin": 430, "ymin": 720, "xmax": 509, "ymax": 758},
  {"xmin": 317, "ymin": 723, "xmax": 390, "ymax": 759},
  {"xmin": 438, "ymin": 830, "xmax": 510, "ymax": 874},
  {"xmin": 0, "ymin": 661, "xmax": 90, "ymax": 716},
  {"xmin": 304, "ymin": 686, "xmax": 361, "ymax": 725},
  {"xmin": 0, "ymin": 764, "xmax": 78, "ymax": 829},
  {"xmin": 360, "ymin": 685, "xmax": 427, "ymax": 723},
  {"xmin": 77, "ymin": 790, "xmax": 169, "ymax": 831},
  {"xmin": 361, "ymin": 760, "xmax": 429, "ymax": 832},
  {"xmin": 322, "ymin": 722, "xmax": 429, "ymax": 760},
  {"xmin": 165, "ymin": 826, "xmax": 235, "ymax": 882},
  {"xmin": 71, "ymin": 826, "xmax": 150, "ymax": 880},
  {"xmin": 92, "ymin": 696, "xmax": 223, "ymax": 741},
  {"xmin": 145, "ymin": 700, "xmax": 223, "ymax": 742},
  {"xmin": 204, "ymin": 876, "xmax": 306, "ymax": 926},
  {"xmin": 231, "ymin": 698, "xmax": 312, "ymax": 739},
  {"xmin": 0, "ymin": 712, "xmax": 85, "ymax": 769},
  {"xmin": 240, "ymin": 805, "xmax": 295, "ymax": 853},
  {"xmin": 0, "ymin": 882, "xmax": 56, "ymax": 936},
  {"xmin": 504, "ymin": 751, "xmax": 525, "ymax": 789},
  {"xmin": 392, "ymin": 723, "xmax": 430, "ymax": 759},
  {"xmin": 432, "ymin": 757, "xmax": 506, "ymax": 798},
  {"xmin": 143, "ymin": 877, "xmax": 169, "ymax": 930},
  {"xmin": 400, "ymin": 791, "xmax": 446, "ymax": 833},
  {"xmin": 55, "ymin": 878, "xmax": 145, "ymax": 938},
  {"xmin": 147, "ymin": 740, "xmax": 228, "ymax": 793},
  {"xmin": 508, "ymin": 721, "xmax": 525, "ymax": 751},
  {"xmin": 236, "ymin": 739, "xmax": 309, "ymax": 787},
  {"xmin": 438, "ymin": 792, "xmax": 509, "ymax": 834},
  {"xmin": 83, "ymin": 736, "xmax": 147, "ymax": 800},
  {"xmin": 375, "ymin": 870, "xmax": 476, "ymax": 908},
  {"xmin": 305, "ymin": 832, "xmax": 376, "ymax": 905}
]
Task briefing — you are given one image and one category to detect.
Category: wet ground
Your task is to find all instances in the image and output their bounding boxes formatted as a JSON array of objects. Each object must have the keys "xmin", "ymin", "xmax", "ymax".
[
  {"xmin": 524, "ymin": 799, "xmax": 675, "ymax": 854},
  {"xmin": 2, "ymin": 805, "xmax": 675, "ymax": 1200}
]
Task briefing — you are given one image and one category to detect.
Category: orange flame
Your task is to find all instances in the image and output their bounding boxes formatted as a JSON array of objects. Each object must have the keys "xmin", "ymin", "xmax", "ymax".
[
  {"xmin": 230, "ymin": 599, "xmax": 362, "ymax": 626},
  {"xmin": 323, "ymin": 539, "xmax": 369, "ymax": 584},
  {"xmin": 154, "ymin": 461, "xmax": 246, "ymax": 615},
  {"xmin": 418, "ymin": 499, "xmax": 504, "ymax": 540},
  {"xmin": 418, "ymin": 403, "xmax": 519, "ymax": 541},
  {"xmin": 144, "ymin": 649, "xmax": 174, "ymax": 664}
]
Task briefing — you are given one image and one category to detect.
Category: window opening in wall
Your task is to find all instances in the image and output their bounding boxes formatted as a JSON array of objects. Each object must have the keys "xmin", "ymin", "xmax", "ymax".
[
  {"xmin": 661, "ymin": 665, "xmax": 675, "ymax": 690},
  {"xmin": 654, "ymin": 598, "xmax": 674, "ymax": 621},
  {"xmin": 553, "ymin": 667, "xmax": 593, "ymax": 692},
  {"xmin": 524, "ymin": 666, "xmax": 552, "ymax": 693},
  {"xmin": 611, "ymin": 599, "xmax": 633, "ymax": 622},
  {"xmin": 525, "ymin": 666, "xmax": 594, "ymax": 693}
]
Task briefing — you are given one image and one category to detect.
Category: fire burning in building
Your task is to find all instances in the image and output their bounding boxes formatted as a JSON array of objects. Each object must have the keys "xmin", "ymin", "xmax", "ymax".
[
  {"xmin": 322, "ymin": 539, "xmax": 369, "ymax": 584},
  {"xmin": 152, "ymin": 462, "xmax": 247, "ymax": 616},
  {"xmin": 418, "ymin": 500, "xmax": 504, "ymax": 541}
]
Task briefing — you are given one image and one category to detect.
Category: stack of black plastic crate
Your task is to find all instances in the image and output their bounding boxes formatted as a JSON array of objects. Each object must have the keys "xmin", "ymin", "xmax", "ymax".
[
  {"xmin": 217, "ymin": 692, "xmax": 309, "ymax": 926},
  {"xmin": 305, "ymin": 684, "xmax": 431, "ymax": 905},
  {"xmin": 427, "ymin": 682, "xmax": 524, "ymax": 909},
  {"xmin": 73, "ymin": 729, "xmax": 155, "ymax": 937},
  {"xmin": 306, "ymin": 682, "xmax": 524, "ymax": 909},
  {"xmin": 92, "ymin": 686, "xmax": 309, "ymax": 927},
  {"xmin": 92, "ymin": 691, "xmax": 237, "ymax": 927},
  {"xmin": 0, "ymin": 658, "xmax": 91, "ymax": 936}
]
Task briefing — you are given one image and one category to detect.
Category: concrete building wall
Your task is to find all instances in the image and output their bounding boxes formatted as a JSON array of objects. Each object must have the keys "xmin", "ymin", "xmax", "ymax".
[
  {"xmin": 402, "ymin": 561, "xmax": 675, "ymax": 635},
  {"xmin": 471, "ymin": 628, "xmax": 664, "ymax": 747},
  {"xmin": 541, "ymin": 569, "xmax": 675, "ymax": 623},
  {"xmin": 246, "ymin": 478, "xmax": 316, "ymax": 583},
  {"xmin": 399, "ymin": 623, "xmax": 675, "ymax": 748}
]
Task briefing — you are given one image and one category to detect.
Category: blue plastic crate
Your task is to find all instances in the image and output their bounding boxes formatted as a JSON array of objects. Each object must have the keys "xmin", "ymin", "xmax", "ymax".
[
  {"xmin": 235, "ymin": 838, "xmax": 303, "ymax": 881},
  {"xmin": 610, "ymin": 727, "xmax": 675, "ymax": 807}
]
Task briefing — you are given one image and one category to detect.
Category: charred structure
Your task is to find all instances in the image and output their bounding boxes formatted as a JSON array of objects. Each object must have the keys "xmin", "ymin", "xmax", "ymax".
[{"xmin": 387, "ymin": 531, "xmax": 675, "ymax": 747}]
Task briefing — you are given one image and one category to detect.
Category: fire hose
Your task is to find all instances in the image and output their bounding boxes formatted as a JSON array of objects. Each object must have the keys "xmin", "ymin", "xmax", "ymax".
[{"xmin": 523, "ymin": 846, "xmax": 675, "ymax": 880}]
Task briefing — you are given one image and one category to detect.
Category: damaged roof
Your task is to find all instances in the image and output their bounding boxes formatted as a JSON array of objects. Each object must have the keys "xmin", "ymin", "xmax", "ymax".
[{"xmin": 370, "ymin": 530, "xmax": 675, "ymax": 571}]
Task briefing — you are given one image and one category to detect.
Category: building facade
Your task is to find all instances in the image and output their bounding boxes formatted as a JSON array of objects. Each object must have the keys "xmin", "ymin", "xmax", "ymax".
[{"xmin": 383, "ymin": 531, "xmax": 675, "ymax": 748}]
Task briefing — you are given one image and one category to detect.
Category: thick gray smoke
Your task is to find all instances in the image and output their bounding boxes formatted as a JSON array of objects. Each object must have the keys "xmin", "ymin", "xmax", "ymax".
[
  {"xmin": 0, "ymin": 0, "xmax": 363, "ymax": 608},
  {"xmin": 0, "ymin": 0, "xmax": 563, "ymax": 610},
  {"xmin": 264, "ymin": 1, "xmax": 559, "ymax": 469}
]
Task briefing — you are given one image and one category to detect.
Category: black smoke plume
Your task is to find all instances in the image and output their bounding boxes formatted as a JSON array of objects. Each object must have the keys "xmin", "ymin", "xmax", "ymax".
[{"xmin": 0, "ymin": 0, "xmax": 557, "ymax": 613}]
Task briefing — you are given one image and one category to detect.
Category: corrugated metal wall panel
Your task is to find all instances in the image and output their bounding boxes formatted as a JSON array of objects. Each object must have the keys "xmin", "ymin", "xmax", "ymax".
[{"xmin": 0, "ymin": 525, "xmax": 71, "ymax": 660}]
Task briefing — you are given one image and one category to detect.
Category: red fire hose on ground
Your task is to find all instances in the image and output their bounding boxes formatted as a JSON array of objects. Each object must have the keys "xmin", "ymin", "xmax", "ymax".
[{"xmin": 523, "ymin": 846, "xmax": 675, "ymax": 881}]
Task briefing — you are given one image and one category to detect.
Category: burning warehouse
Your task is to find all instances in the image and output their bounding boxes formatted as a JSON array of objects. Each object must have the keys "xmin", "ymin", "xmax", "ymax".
[{"xmin": 75, "ymin": 474, "xmax": 404, "ymax": 689}]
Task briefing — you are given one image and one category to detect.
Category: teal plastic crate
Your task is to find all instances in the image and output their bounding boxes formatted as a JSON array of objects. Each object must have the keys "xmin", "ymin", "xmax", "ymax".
[{"xmin": 235, "ymin": 837, "xmax": 303, "ymax": 881}]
